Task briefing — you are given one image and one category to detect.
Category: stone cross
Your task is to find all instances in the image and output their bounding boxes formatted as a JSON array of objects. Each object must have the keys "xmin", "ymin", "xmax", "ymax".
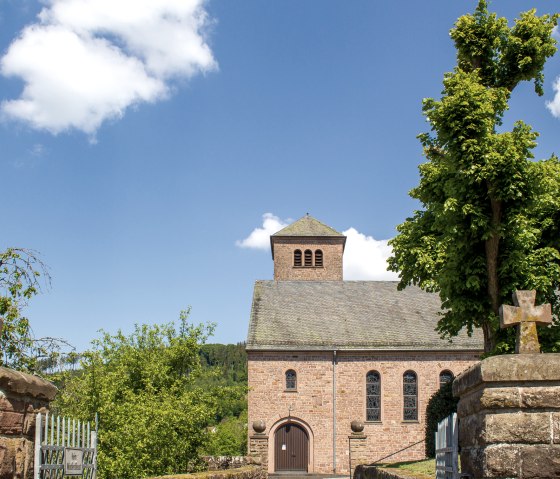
[{"xmin": 499, "ymin": 290, "xmax": 552, "ymax": 354}]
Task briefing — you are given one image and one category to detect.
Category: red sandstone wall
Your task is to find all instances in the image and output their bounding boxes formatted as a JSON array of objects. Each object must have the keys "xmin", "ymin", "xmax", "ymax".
[
  {"xmin": 248, "ymin": 350, "xmax": 480, "ymax": 474},
  {"xmin": 272, "ymin": 238, "xmax": 344, "ymax": 281},
  {"xmin": 0, "ymin": 367, "xmax": 57, "ymax": 479}
]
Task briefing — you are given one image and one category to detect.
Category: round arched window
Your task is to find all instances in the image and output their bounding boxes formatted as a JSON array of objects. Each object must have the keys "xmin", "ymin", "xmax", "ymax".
[
  {"xmin": 285, "ymin": 370, "xmax": 297, "ymax": 390},
  {"xmin": 294, "ymin": 250, "xmax": 302, "ymax": 267},
  {"xmin": 315, "ymin": 250, "xmax": 323, "ymax": 267},
  {"xmin": 439, "ymin": 370, "xmax": 454, "ymax": 389},
  {"xmin": 403, "ymin": 370, "xmax": 418, "ymax": 421},
  {"xmin": 366, "ymin": 371, "xmax": 381, "ymax": 421}
]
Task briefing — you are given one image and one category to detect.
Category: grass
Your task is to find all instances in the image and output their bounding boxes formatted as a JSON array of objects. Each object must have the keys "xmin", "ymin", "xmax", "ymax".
[{"xmin": 376, "ymin": 458, "xmax": 435, "ymax": 479}]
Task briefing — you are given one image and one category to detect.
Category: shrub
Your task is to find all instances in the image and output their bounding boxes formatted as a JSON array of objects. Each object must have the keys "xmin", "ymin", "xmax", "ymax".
[{"xmin": 424, "ymin": 382, "xmax": 458, "ymax": 457}]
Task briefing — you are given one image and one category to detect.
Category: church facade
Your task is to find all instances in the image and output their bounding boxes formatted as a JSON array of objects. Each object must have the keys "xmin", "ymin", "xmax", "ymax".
[{"xmin": 246, "ymin": 215, "xmax": 483, "ymax": 474}]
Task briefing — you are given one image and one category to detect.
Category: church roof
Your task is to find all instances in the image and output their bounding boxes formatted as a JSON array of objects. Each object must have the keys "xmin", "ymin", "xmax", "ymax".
[
  {"xmin": 272, "ymin": 215, "xmax": 344, "ymax": 237},
  {"xmin": 247, "ymin": 281, "xmax": 484, "ymax": 351}
]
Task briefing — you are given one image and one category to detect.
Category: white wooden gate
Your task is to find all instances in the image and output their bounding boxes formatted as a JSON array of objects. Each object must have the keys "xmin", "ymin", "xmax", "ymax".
[
  {"xmin": 435, "ymin": 413, "xmax": 459, "ymax": 479},
  {"xmin": 34, "ymin": 413, "xmax": 97, "ymax": 479}
]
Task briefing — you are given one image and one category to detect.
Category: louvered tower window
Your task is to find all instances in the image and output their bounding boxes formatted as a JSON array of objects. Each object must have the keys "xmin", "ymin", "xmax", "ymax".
[
  {"xmin": 439, "ymin": 370, "xmax": 454, "ymax": 389},
  {"xmin": 304, "ymin": 250, "xmax": 312, "ymax": 266},
  {"xmin": 294, "ymin": 250, "xmax": 302, "ymax": 267},
  {"xmin": 403, "ymin": 370, "xmax": 418, "ymax": 421},
  {"xmin": 315, "ymin": 250, "xmax": 323, "ymax": 267},
  {"xmin": 285, "ymin": 369, "xmax": 297, "ymax": 390},
  {"xmin": 366, "ymin": 371, "xmax": 381, "ymax": 421}
]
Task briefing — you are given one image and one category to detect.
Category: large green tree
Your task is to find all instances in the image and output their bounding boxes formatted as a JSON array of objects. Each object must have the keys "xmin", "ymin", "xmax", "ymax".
[
  {"xmin": 388, "ymin": 1, "xmax": 560, "ymax": 353},
  {"xmin": 53, "ymin": 311, "xmax": 246, "ymax": 479}
]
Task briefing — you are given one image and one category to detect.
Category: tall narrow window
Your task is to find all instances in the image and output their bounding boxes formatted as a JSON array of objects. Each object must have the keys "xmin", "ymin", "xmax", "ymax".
[
  {"xmin": 315, "ymin": 250, "xmax": 323, "ymax": 267},
  {"xmin": 403, "ymin": 370, "xmax": 418, "ymax": 421},
  {"xmin": 304, "ymin": 249, "xmax": 312, "ymax": 266},
  {"xmin": 294, "ymin": 250, "xmax": 302, "ymax": 267},
  {"xmin": 439, "ymin": 370, "xmax": 454, "ymax": 389},
  {"xmin": 366, "ymin": 371, "xmax": 381, "ymax": 421},
  {"xmin": 285, "ymin": 369, "xmax": 297, "ymax": 390}
]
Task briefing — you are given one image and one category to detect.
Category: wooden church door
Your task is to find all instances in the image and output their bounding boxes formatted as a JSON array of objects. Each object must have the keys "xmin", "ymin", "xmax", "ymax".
[{"xmin": 274, "ymin": 423, "xmax": 309, "ymax": 472}]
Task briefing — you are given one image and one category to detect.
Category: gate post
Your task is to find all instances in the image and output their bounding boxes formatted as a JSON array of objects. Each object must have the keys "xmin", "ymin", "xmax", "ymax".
[
  {"xmin": 348, "ymin": 421, "xmax": 367, "ymax": 478},
  {"xmin": 249, "ymin": 434, "xmax": 268, "ymax": 470},
  {"xmin": 34, "ymin": 413, "xmax": 42, "ymax": 479},
  {"xmin": 249, "ymin": 421, "xmax": 268, "ymax": 471},
  {"xmin": 91, "ymin": 429, "xmax": 98, "ymax": 479},
  {"xmin": 453, "ymin": 354, "xmax": 560, "ymax": 478}
]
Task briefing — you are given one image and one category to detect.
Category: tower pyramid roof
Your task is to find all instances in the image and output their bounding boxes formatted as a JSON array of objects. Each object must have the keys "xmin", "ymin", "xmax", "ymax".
[{"xmin": 272, "ymin": 214, "xmax": 344, "ymax": 237}]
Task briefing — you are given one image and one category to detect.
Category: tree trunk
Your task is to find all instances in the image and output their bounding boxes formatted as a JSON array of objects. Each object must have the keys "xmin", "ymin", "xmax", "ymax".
[
  {"xmin": 484, "ymin": 192, "xmax": 502, "ymax": 353},
  {"xmin": 482, "ymin": 321, "xmax": 496, "ymax": 354}
]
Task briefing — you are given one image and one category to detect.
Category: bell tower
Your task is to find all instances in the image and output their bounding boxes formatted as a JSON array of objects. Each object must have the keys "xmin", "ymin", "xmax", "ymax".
[{"xmin": 270, "ymin": 214, "xmax": 346, "ymax": 281}]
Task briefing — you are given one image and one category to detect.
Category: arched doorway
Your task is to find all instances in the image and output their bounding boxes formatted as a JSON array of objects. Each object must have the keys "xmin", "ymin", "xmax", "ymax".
[{"xmin": 274, "ymin": 423, "xmax": 309, "ymax": 472}]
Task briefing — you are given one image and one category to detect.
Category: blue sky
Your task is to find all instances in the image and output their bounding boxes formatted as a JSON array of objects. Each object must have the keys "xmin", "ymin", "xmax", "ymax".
[{"xmin": 1, "ymin": 0, "xmax": 560, "ymax": 353}]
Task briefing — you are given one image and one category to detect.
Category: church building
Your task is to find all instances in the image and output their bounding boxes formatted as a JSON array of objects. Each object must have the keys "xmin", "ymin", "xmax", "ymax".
[{"xmin": 246, "ymin": 215, "xmax": 483, "ymax": 475}]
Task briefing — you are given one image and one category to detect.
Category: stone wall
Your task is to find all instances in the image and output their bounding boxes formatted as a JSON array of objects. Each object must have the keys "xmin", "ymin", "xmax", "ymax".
[
  {"xmin": 271, "ymin": 237, "xmax": 345, "ymax": 281},
  {"xmin": 353, "ymin": 464, "xmax": 423, "ymax": 479},
  {"xmin": 0, "ymin": 367, "xmax": 57, "ymax": 479},
  {"xmin": 201, "ymin": 456, "xmax": 261, "ymax": 471},
  {"xmin": 453, "ymin": 353, "xmax": 560, "ymax": 479},
  {"xmin": 248, "ymin": 349, "xmax": 480, "ymax": 474},
  {"xmin": 146, "ymin": 465, "xmax": 266, "ymax": 479}
]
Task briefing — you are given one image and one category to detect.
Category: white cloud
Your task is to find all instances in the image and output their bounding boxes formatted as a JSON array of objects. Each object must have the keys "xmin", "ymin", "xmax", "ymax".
[
  {"xmin": 0, "ymin": 0, "xmax": 216, "ymax": 136},
  {"xmin": 236, "ymin": 213, "xmax": 289, "ymax": 250},
  {"xmin": 30, "ymin": 143, "xmax": 45, "ymax": 157},
  {"xmin": 342, "ymin": 227, "xmax": 398, "ymax": 281},
  {"xmin": 553, "ymin": 26, "xmax": 559, "ymax": 39},
  {"xmin": 546, "ymin": 76, "xmax": 560, "ymax": 118}
]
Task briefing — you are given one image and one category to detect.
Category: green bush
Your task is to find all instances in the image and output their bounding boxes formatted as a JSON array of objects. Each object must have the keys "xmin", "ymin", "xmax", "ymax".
[
  {"xmin": 203, "ymin": 410, "xmax": 248, "ymax": 456},
  {"xmin": 424, "ymin": 382, "xmax": 458, "ymax": 457},
  {"xmin": 52, "ymin": 311, "xmax": 246, "ymax": 479}
]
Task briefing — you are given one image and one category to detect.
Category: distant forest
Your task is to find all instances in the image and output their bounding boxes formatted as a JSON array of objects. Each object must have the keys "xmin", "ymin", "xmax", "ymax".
[
  {"xmin": 37, "ymin": 342, "xmax": 248, "ymax": 385},
  {"xmin": 198, "ymin": 342, "xmax": 248, "ymax": 384}
]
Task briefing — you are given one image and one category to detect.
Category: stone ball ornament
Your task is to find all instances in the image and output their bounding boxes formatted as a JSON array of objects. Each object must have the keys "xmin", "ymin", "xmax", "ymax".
[
  {"xmin": 252, "ymin": 420, "xmax": 266, "ymax": 434},
  {"xmin": 350, "ymin": 420, "xmax": 364, "ymax": 433}
]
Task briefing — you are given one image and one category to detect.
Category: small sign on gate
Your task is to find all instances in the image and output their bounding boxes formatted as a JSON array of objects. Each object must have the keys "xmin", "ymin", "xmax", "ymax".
[{"xmin": 64, "ymin": 448, "xmax": 84, "ymax": 475}]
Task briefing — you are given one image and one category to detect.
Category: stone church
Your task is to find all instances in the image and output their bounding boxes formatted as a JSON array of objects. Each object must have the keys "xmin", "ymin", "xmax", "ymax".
[{"xmin": 246, "ymin": 215, "xmax": 483, "ymax": 475}]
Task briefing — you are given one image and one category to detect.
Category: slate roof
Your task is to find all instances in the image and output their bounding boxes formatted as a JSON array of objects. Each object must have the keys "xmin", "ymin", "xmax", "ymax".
[
  {"xmin": 272, "ymin": 214, "xmax": 345, "ymax": 237},
  {"xmin": 247, "ymin": 281, "xmax": 484, "ymax": 351}
]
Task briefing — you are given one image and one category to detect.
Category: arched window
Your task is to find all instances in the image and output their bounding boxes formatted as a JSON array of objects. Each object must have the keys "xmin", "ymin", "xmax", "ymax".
[
  {"xmin": 315, "ymin": 250, "xmax": 323, "ymax": 267},
  {"xmin": 439, "ymin": 370, "xmax": 454, "ymax": 389},
  {"xmin": 403, "ymin": 370, "xmax": 418, "ymax": 421},
  {"xmin": 304, "ymin": 250, "xmax": 312, "ymax": 267},
  {"xmin": 366, "ymin": 371, "xmax": 381, "ymax": 421},
  {"xmin": 285, "ymin": 370, "xmax": 297, "ymax": 390},
  {"xmin": 294, "ymin": 250, "xmax": 302, "ymax": 267}
]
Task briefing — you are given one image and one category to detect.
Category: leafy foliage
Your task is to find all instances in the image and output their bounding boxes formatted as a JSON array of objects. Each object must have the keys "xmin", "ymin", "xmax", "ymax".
[
  {"xmin": 388, "ymin": 1, "xmax": 560, "ymax": 353},
  {"xmin": 424, "ymin": 383, "xmax": 458, "ymax": 458},
  {"xmin": 203, "ymin": 410, "xmax": 248, "ymax": 456},
  {"xmin": 52, "ymin": 310, "xmax": 246, "ymax": 479},
  {"xmin": 195, "ymin": 343, "xmax": 248, "ymax": 421},
  {"xmin": 0, "ymin": 248, "xmax": 71, "ymax": 371}
]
